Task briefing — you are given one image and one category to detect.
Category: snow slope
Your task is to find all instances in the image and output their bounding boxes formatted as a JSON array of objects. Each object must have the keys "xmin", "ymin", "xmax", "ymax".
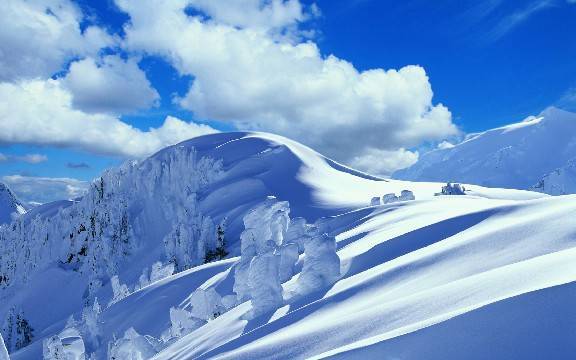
[
  {"xmin": 394, "ymin": 107, "xmax": 576, "ymax": 194},
  {"xmin": 2, "ymin": 132, "xmax": 572, "ymax": 360},
  {"xmin": 0, "ymin": 183, "xmax": 26, "ymax": 225}
]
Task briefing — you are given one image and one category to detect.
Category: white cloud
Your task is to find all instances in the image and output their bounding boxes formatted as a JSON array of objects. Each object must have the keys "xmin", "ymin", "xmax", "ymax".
[
  {"xmin": 2, "ymin": 175, "xmax": 89, "ymax": 204},
  {"xmin": 0, "ymin": 153, "xmax": 48, "ymax": 164},
  {"xmin": 187, "ymin": 0, "xmax": 312, "ymax": 31},
  {"xmin": 0, "ymin": 79, "xmax": 218, "ymax": 157},
  {"xmin": 486, "ymin": 1, "xmax": 554, "ymax": 41},
  {"xmin": 116, "ymin": 0, "xmax": 457, "ymax": 173},
  {"xmin": 63, "ymin": 55, "xmax": 160, "ymax": 114},
  {"xmin": 0, "ymin": 0, "xmax": 116, "ymax": 81},
  {"xmin": 349, "ymin": 148, "xmax": 419, "ymax": 176}
]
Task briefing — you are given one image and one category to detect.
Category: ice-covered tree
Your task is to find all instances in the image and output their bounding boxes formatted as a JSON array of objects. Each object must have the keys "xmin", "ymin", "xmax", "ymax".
[
  {"xmin": 108, "ymin": 275, "xmax": 130, "ymax": 307},
  {"xmin": 0, "ymin": 332, "xmax": 9, "ymax": 360},
  {"xmin": 1, "ymin": 306, "xmax": 33, "ymax": 352},
  {"xmin": 107, "ymin": 328, "xmax": 160, "ymax": 360}
]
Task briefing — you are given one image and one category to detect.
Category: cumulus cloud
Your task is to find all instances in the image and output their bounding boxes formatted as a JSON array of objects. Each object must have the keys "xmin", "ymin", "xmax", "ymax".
[
  {"xmin": 63, "ymin": 55, "xmax": 160, "ymax": 114},
  {"xmin": 0, "ymin": 0, "xmax": 115, "ymax": 81},
  {"xmin": 0, "ymin": 153, "xmax": 48, "ymax": 164},
  {"xmin": 116, "ymin": 0, "xmax": 457, "ymax": 175},
  {"xmin": 2, "ymin": 175, "xmax": 90, "ymax": 204},
  {"xmin": 349, "ymin": 148, "xmax": 419, "ymax": 177},
  {"xmin": 0, "ymin": 79, "xmax": 218, "ymax": 157},
  {"xmin": 187, "ymin": 0, "xmax": 314, "ymax": 31}
]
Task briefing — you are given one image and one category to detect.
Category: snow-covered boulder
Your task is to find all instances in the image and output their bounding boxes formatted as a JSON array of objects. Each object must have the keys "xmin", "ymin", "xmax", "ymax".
[
  {"xmin": 370, "ymin": 197, "xmax": 381, "ymax": 206},
  {"xmin": 296, "ymin": 233, "xmax": 340, "ymax": 296},
  {"xmin": 107, "ymin": 328, "xmax": 160, "ymax": 360},
  {"xmin": 0, "ymin": 333, "xmax": 9, "ymax": 360},
  {"xmin": 399, "ymin": 190, "xmax": 415, "ymax": 201},
  {"xmin": 383, "ymin": 193, "xmax": 399, "ymax": 204},
  {"xmin": 108, "ymin": 275, "xmax": 130, "ymax": 307}
]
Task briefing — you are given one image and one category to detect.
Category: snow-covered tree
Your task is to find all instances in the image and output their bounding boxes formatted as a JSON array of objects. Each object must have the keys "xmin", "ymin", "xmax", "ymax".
[
  {"xmin": 107, "ymin": 328, "xmax": 160, "ymax": 360},
  {"xmin": 295, "ymin": 233, "xmax": 340, "ymax": 296},
  {"xmin": 0, "ymin": 333, "xmax": 9, "ymax": 360},
  {"xmin": 108, "ymin": 275, "xmax": 130, "ymax": 307},
  {"xmin": 1, "ymin": 306, "xmax": 33, "ymax": 352}
]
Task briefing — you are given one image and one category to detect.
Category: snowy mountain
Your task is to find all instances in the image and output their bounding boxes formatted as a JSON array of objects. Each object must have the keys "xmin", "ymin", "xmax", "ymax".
[
  {"xmin": 0, "ymin": 183, "xmax": 26, "ymax": 225},
  {"xmin": 394, "ymin": 107, "xmax": 576, "ymax": 194},
  {"xmin": 2, "ymin": 132, "xmax": 576, "ymax": 360}
]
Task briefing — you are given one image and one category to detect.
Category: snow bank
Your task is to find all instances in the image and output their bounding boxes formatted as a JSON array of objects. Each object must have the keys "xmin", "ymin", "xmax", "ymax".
[{"xmin": 0, "ymin": 333, "xmax": 8, "ymax": 360}]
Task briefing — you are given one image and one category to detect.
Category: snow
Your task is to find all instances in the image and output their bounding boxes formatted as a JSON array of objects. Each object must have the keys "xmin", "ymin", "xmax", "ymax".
[
  {"xmin": 0, "ymin": 131, "xmax": 572, "ymax": 360},
  {"xmin": 0, "ymin": 183, "xmax": 26, "ymax": 226},
  {"xmin": 0, "ymin": 333, "xmax": 8, "ymax": 360},
  {"xmin": 394, "ymin": 107, "xmax": 576, "ymax": 194}
]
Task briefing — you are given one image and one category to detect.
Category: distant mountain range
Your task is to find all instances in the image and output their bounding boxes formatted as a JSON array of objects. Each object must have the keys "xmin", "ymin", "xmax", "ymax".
[{"xmin": 394, "ymin": 107, "xmax": 576, "ymax": 195}]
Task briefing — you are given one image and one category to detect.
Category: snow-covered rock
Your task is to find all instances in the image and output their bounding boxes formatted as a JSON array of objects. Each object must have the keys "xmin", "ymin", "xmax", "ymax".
[{"xmin": 395, "ymin": 107, "xmax": 576, "ymax": 194}]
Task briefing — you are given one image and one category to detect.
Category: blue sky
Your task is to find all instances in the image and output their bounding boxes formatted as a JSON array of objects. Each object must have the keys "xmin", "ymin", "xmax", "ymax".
[{"xmin": 0, "ymin": 0, "xmax": 575, "ymax": 203}]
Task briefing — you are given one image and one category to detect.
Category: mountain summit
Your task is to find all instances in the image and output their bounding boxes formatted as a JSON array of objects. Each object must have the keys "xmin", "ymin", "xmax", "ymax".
[
  {"xmin": 394, "ymin": 107, "xmax": 576, "ymax": 194},
  {"xmin": 0, "ymin": 183, "xmax": 26, "ymax": 225}
]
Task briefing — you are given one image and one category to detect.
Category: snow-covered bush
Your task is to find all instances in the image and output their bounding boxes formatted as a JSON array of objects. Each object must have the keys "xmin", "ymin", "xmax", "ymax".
[
  {"xmin": 108, "ymin": 276, "xmax": 130, "ymax": 307},
  {"xmin": 399, "ymin": 190, "xmax": 415, "ymax": 201},
  {"xmin": 233, "ymin": 197, "xmax": 300, "ymax": 319},
  {"xmin": 0, "ymin": 333, "xmax": 9, "ymax": 360},
  {"xmin": 370, "ymin": 197, "xmax": 381, "ymax": 206},
  {"xmin": 165, "ymin": 308, "xmax": 203, "ymax": 340},
  {"xmin": 383, "ymin": 190, "xmax": 415, "ymax": 203},
  {"xmin": 107, "ymin": 328, "xmax": 160, "ymax": 360},
  {"xmin": 135, "ymin": 262, "xmax": 175, "ymax": 291},
  {"xmin": 246, "ymin": 252, "xmax": 284, "ymax": 319},
  {"xmin": 43, "ymin": 321, "xmax": 85, "ymax": 360},
  {"xmin": 276, "ymin": 243, "xmax": 299, "ymax": 283},
  {"xmin": 81, "ymin": 298, "xmax": 101, "ymax": 350},
  {"xmin": 1, "ymin": 306, "xmax": 34, "ymax": 352},
  {"xmin": 382, "ymin": 193, "xmax": 399, "ymax": 204},
  {"xmin": 440, "ymin": 183, "xmax": 466, "ymax": 195},
  {"xmin": 189, "ymin": 288, "xmax": 225, "ymax": 321},
  {"xmin": 296, "ymin": 233, "xmax": 340, "ymax": 296}
]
